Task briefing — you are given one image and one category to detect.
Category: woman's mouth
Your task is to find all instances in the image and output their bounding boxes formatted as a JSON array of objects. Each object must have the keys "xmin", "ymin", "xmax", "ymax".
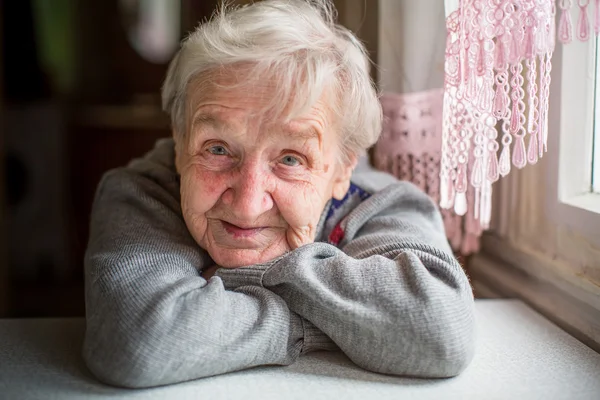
[{"xmin": 221, "ymin": 221, "xmax": 265, "ymax": 238}]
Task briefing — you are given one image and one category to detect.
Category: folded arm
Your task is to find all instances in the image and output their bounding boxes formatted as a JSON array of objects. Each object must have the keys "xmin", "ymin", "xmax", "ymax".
[
  {"xmin": 216, "ymin": 182, "xmax": 476, "ymax": 378},
  {"xmin": 83, "ymin": 169, "xmax": 331, "ymax": 388}
]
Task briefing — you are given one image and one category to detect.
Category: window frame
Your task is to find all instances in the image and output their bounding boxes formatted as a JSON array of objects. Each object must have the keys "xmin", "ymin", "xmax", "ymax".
[
  {"xmin": 551, "ymin": 31, "xmax": 600, "ymax": 239},
  {"xmin": 593, "ymin": 37, "xmax": 600, "ymax": 194},
  {"xmin": 469, "ymin": 9, "xmax": 600, "ymax": 351}
]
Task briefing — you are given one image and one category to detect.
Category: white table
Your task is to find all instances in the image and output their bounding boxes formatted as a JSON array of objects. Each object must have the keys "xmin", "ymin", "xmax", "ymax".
[{"xmin": 1, "ymin": 299, "xmax": 599, "ymax": 400}]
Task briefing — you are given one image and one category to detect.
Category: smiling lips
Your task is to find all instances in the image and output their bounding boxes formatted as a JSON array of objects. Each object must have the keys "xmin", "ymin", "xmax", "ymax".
[{"xmin": 221, "ymin": 220, "xmax": 266, "ymax": 238}]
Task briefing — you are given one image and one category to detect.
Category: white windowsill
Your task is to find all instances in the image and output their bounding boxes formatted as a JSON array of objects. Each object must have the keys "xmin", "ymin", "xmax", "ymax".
[
  {"xmin": 562, "ymin": 192, "xmax": 600, "ymax": 215},
  {"xmin": 2, "ymin": 300, "xmax": 600, "ymax": 399},
  {"xmin": 471, "ymin": 233, "xmax": 600, "ymax": 354}
]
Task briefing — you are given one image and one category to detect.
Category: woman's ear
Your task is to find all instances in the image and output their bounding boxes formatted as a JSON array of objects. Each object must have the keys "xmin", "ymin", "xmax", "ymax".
[{"xmin": 331, "ymin": 154, "xmax": 358, "ymax": 200}]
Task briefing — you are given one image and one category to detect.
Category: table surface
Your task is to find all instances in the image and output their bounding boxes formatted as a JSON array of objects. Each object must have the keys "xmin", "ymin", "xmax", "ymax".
[{"xmin": 1, "ymin": 299, "xmax": 600, "ymax": 400}]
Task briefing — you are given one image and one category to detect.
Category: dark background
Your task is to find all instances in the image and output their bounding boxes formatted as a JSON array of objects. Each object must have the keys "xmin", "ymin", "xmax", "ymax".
[
  {"xmin": 0, "ymin": 0, "xmax": 380, "ymax": 318},
  {"xmin": 0, "ymin": 0, "xmax": 224, "ymax": 317}
]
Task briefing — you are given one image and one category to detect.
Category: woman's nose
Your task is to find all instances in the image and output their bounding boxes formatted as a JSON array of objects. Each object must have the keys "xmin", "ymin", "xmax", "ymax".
[{"xmin": 221, "ymin": 162, "xmax": 274, "ymax": 221}]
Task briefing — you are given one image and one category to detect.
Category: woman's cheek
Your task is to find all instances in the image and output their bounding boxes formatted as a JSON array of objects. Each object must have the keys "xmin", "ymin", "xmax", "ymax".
[
  {"xmin": 188, "ymin": 165, "xmax": 228, "ymax": 202},
  {"xmin": 179, "ymin": 174, "xmax": 203, "ymax": 241},
  {"xmin": 180, "ymin": 169, "xmax": 224, "ymax": 227},
  {"xmin": 276, "ymin": 184, "xmax": 315, "ymax": 225},
  {"xmin": 286, "ymin": 226, "xmax": 312, "ymax": 249},
  {"xmin": 277, "ymin": 184, "xmax": 327, "ymax": 248}
]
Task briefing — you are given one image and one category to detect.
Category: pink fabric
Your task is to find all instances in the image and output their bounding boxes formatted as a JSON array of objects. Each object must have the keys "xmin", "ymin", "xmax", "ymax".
[
  {"xmin": 440, "ymin": 0, "xmax": 597, "ymax": 236},
  {"xmin": 374, "ymin": 1, "xmax": 597, "ymax": 255},
  {"xmin": 375, "ymin": 90, "xmax": 481, "ymax": 255}
]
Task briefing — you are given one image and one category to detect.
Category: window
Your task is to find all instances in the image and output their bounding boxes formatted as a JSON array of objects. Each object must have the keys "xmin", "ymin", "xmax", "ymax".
[
  {"xmin": 593, "ymin": 37, "xmax": 600, "ymax": 194},
  {"xmin": 556, "ymin": 27, "xmax": 600, "ymax": 227},
  {"xmin": 469, "ymin": 7, "xmax": 600, "ymax": 350}
]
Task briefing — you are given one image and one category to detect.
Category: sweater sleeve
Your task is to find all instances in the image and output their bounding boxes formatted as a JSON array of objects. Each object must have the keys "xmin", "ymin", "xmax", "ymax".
[
  {"xmin": 83, "ymin": 168, "xmax": 312, "ymax": 389},
  {"xmin": 215, "ymin": 181, "xmax": 476, "ymax": 378}
]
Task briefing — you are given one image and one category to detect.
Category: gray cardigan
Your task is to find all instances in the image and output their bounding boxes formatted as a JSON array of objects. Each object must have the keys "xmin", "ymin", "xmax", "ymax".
[{"xmin": 83, "ymin": 138, "xmax": 475, "ymax": 388}]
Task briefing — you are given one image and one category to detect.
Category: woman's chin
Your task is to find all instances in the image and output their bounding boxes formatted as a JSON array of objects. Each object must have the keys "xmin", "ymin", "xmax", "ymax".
[{"xmin": 207, "ymin": 245, "xmax": 290, "ymax": 268}]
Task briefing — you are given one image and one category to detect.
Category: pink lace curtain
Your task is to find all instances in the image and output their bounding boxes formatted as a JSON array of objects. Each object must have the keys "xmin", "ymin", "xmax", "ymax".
[
  {"xmin": 442, "ymin": 0, "xmax": 598, "ymax": 225},
  {"xmin": 375, "ymin": 90, "xmax": 482, "ymax": 255},
  {"xmin": 375, "ymin": 0, "xmax": 598, "ymax": 255}
]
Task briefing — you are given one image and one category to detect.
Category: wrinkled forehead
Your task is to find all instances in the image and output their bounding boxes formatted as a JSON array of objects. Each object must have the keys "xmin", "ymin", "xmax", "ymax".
[{"xmin": 185, "ymin": 64, "xmax": 337, "ymax": 131}]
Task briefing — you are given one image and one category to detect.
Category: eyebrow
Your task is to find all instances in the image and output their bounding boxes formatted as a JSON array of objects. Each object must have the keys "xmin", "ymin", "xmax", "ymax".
[
  {"xmin": 191, "ymin": 108, "xmax": 323, "ymax": 144},
  {"xmin": 191, "ymin": 112, "xmax": 223, "ymax": 131},
  {"xmin": 283, "ymin": 124, "xmax": 321, "ymax": 142}
]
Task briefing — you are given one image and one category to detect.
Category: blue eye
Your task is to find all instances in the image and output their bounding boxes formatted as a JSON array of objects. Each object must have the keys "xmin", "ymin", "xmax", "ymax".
[
  {"xmin": 208, "ymin": 145, "xmax": 228, "ymax": 156},
  {"xmin": 281, "ymin": 155, "xmax": 300, "ymax": 166}
]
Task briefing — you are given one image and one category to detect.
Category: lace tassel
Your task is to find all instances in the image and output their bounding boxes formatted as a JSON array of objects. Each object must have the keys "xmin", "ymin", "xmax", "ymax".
[
  {"xmin": 577, "ymin": 0, "xmax": 591, "ymax": 41},
  {"xmin": 559, "ymin": 0, "xmax": 574, "ymax": 43}
]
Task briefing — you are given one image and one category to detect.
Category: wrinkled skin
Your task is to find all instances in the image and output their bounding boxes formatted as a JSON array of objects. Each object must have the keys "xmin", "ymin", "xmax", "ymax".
[{"xmin": 175, "ymin": 70, "xmax": 356, "ymax": 268}]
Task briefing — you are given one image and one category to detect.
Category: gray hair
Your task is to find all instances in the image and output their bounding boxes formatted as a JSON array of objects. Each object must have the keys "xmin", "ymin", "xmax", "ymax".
[{"xmin": 161, "ymin": 0, "xmax": 382, "ymax": 163}]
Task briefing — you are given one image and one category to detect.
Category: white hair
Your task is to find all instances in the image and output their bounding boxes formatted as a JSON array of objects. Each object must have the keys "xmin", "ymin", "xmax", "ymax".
[{"xmin": 161, "ymin": 0, "xmax": 382, "ymax": 163}]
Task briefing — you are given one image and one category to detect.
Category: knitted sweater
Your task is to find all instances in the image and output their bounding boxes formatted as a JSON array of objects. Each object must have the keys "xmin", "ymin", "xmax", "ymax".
[{"xmin": 83, "ymin": 138, "xmax": 475, "ymax": 388}]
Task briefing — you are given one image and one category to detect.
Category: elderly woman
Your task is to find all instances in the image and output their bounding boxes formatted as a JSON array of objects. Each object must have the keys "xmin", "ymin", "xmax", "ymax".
[{"xmin": 83, "ymin": 0, "xmax": 475, "ymax": 388}]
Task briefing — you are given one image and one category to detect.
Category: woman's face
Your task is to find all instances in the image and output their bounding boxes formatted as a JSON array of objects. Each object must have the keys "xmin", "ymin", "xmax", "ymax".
[{"xmin": 175, "ymin": 72, "xmax": 355, "ymax": 267}]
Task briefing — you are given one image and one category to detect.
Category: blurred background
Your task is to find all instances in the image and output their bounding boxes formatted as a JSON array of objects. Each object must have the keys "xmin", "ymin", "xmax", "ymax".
[{"xmin": 0, "ymin": 0, "xmax": 388, "ymax": 318}]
